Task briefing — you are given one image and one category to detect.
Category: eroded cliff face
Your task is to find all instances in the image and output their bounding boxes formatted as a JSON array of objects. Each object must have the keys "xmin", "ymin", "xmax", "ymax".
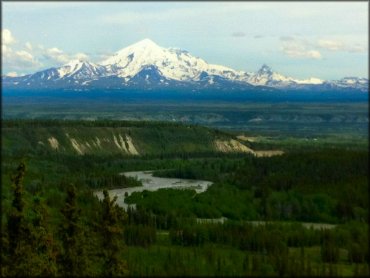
[
  {"xmin": 214, "ymin": 139, "xmax": 254, "ymax": 154},
  {"xmin": 4, "ymin": 122, "xmax": 284, "ymax": 157}
]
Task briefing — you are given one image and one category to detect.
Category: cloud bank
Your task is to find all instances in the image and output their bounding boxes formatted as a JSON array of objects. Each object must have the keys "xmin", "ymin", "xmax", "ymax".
[
  {"xmin": 2, "ymin": 29, "xmax": 90, "ymax": 76},
  {"xmin": 280, "ymin": 36, "xmax": 367, "ymax": 60}
]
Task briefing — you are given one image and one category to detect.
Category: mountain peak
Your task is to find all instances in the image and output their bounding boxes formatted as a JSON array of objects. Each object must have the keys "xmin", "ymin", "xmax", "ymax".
[
  {"xmin": 258, "ymin": 64, "xmax": 272, "ymax": 75},
  {"xmin": 56, "ymin": 59, "xmax": 102, "ymax": 79},
  {"xmin": 63, "ymin": 59, "xmax": 89, "ymax": 67},
  {"xmin": 4, "ymin": 40, "xmax": 367, "ymax": 92},
  {"xmin": 101, "ymin": 38, "xmax": 164, "ymax": 68},
  {"xmin": 128, "ymin": 38, "xmax": 160, "ymax": 49}
]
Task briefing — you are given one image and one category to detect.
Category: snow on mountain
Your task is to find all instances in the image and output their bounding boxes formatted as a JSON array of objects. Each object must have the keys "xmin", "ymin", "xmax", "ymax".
[
  {"xmin": 101, "ymin": 38, "xmax": 247, "ymax": 82},
  {"xmin": 294, "ymin": 78, "xmax": 323, "ymax": 85},
  {"xmin": 56, "ymin": 59, "xmax": 107, "ymax": 80},
  {"xmin": 25, "ymin": 60, "xmax": 106, "ymax": 82},
  {"xmin": 247, "ymin": 64, "xmax": 294, "ymax": 86},
  {"xmin": 2, "ymin": 60, "xmax": 108, "ymax": 88},
  {"xmin": 245, "ymin": 64, "xmax": 324, "ymax": 87},
  {"xmin": 325, "ymin": 77, "xmax": 368, "ymax": 91},
  {"xmin": 2, "ymin": 39, "xmax": 368, "ymax": 92}
]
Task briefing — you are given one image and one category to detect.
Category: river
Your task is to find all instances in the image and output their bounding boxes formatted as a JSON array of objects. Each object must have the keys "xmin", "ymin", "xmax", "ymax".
[
  {"xmin": 94, "ymin": 171, "xmax": 335, "ymax": 230},
  {"xmin": 94, "ymin": 170, "xmax": 213, "ymax": 209}
]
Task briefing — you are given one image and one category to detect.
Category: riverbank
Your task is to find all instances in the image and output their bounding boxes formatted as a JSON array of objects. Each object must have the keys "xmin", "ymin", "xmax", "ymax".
[{"xmin": 94, "ymin": 170, "xmax": 213, "ymax": 209}]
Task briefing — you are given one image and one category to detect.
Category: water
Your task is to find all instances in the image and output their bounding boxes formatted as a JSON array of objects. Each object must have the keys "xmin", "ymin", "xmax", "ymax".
[
  {"xmin": 94, "ymin": 172, "xmax": 336, "ymax": 230},
  {"xmin": 94, "ymin": 170, "xmax": 213, "ymax": 209},
  {"xmin": 195, "ymin": 219, "xmax": 336, "ymax": 230}
]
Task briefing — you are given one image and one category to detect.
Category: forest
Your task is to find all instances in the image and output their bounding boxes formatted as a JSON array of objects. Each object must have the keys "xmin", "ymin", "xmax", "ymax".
[{"xmin": 1, "ymin": 119, "xmax": 369, "ymax": 276}]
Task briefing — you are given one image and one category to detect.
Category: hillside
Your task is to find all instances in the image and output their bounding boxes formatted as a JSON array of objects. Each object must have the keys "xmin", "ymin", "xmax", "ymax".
[
  {"xmin": 2, "ymin": 119, "xmax": 368, "ymax": 277},
  {"xmin": 2, "ymin": 120, "xmax": 255, "ymax": 157}
]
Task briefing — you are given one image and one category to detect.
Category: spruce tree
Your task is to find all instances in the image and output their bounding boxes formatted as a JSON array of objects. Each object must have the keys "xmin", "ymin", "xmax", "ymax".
[
  {"xmin": 100, "ymin": 190, "xmax": 128, "ymax": 276},
  {"xmin": 5, "ymin": 162, "xmax": 29, "ymax": 276},
  {"xmin": 28, "ymin": 196, "xmax": 58, "ymax": 275},
  {"xmin": 4, "ymin": 162, "xmax": 59, "ymax": 276},
  {"xmin": 58, "ymin": 184, "xmax": 87, "ymax": 276},
  {"xmin": 7, "ymin": 162, "xmax": 26, "ymax": 256}
]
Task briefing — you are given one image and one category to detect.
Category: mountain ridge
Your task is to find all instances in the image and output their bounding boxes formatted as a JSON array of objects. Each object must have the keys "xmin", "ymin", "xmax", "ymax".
[{"xmin": 3, "ymin": 39, "xmax": 368, "ymax": 92}]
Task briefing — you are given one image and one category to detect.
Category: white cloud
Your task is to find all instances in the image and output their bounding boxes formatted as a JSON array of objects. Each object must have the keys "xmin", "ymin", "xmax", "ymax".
[
  {"xmin": 43, "ymin": 47, "xmax": 70, "ymax": 64},
  {"xmin": 6, "ymin": 71, "xmax": 18, "ymax": 77},
  {"xmin": 4, "ymin": 38, "xmax": 91, "ymax": 73},
  {"xmin": 46, "ymin": 47, "xmax": 63, "ymax": 55},
  {"xmin": 25, "ymin": 42, "xmax": 33, "ymax": 51},
  {"xmin": 42, "ymin": 47, "xmax": 89, "ymax": 64},
  {"xmin": 283, "ymin": 47, "xmax": 322, "ymax": 59},
  {"xmin": 1, "ymin": 29, "xmax": 41, "ymax": 70},
  {"xmin": 317, "ymin": 39, "xmax": 367, "ymax": 53},
  {"xmin": 15, "ymin": 50, "xmax": 34, "ymax": 62},
  {"xmin": 280, "ymin": 36, "xmax": 367, "ymax": 60},
  {"xmin": 305, "ymin": 50, "xmax": 322, "ymax": 59},
  {"xmin": 74, "ymin": 52, "xmax": 89, "ymax": 61},
  {"xmin": 2, "ymin": 29, "xmax": 16, "ymax": 45},
  {"xmin": 2, "ymin": 29, "xmax": 41, "ymax": 70},
  {"xmin": 4, "ymin": 50, "xmax": 41, "ymax": 70},
  {"xmin": 280, "ymin": 37, "xmax": 322, "ymax": 60},
  {"xmin": 2, "ymin": 44, "xmax": 12, "ymax": 56},
  {"xmin": 317, "ymin": 39, "xmax": 344, "ymax": 51}
]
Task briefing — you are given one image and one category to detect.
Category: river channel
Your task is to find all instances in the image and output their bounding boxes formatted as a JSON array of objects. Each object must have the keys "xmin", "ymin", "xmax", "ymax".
[
  {"xmin": 94, "ymin": 171, "xmax": 213, "ymax": 209},
  {"xmin": 94, "ymin": 171, "xmax": 336, "ymax": 230}
]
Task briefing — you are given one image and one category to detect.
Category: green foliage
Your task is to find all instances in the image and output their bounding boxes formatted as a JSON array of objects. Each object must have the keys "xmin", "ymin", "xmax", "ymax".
[
  {"xmin": 26, "ymin": 196, "xmax": 58, "ymax": 275},
  {"xmin": 58, "ymin": 184, "xmax": 87, "ymax": 276},
  {"xmin": 2, "ymin": 119, "xmax": 236, "ymax": 157},
  {"xmin": 152, "ymin": 148, "xmax": 368, "ymax": 223},
  {"xmin": 320, "ymin": 230, "xmax": 340, "ymax": 263},
  {"xmin": 3, "ymin": 163, "xmax": 58, "ymax": 276},
  {"xmin": 1, "ymin": 119, "xmax": 368, "ymax": 276},
  {"xmin": 7, "ymin": 162, "xmax": 26, "ymax": 256},
  {"xmin": 124, "ymin": 224, "xmax": 156, "ymax": 247},
  {"xmin": 99, "ymin": 190, "xmax": 129, "ymax": 276}
]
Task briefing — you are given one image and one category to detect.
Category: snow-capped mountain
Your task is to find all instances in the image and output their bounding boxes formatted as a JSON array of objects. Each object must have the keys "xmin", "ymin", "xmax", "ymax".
[
  {"xmin": 56, "ymin": 59, "xmax": 107, "ymax": 80},
  {"xmin": 100, "ymin": 38, "xmax": 248, "ymax": 83},
  {"xmin": 2, "ymin": 39, "xmax": 368, "ymax": 92},
  {"xmin": 247, "ymin": 64, "xmax": 295, "ymax": 87},
  {"xmin": 245, "ymin": 64, "xmax": 324, "ymax": 88},
  {"xmin": 3, "ymin": 60, "xmax": 108, "ymax": 88},
  {"xmin": 326, "ymin": 77, "xmax": 369, "ymax": 91}
]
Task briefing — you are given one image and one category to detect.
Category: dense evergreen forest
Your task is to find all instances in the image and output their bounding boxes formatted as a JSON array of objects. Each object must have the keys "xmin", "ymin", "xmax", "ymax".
[{"xmin": 1, "ymin": 119, "xmax": 369, "ymax": 276}]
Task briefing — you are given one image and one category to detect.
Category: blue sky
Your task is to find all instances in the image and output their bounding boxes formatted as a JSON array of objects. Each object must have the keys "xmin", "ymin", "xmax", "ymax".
[{"xmin": 2, "ymin": 1, "xmax": 368, "ymax": 80}]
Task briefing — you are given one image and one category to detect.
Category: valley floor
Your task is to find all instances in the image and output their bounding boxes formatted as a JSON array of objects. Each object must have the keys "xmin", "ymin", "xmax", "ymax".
[{"xmin": 1, "ymin": 119, "xmax": 368, "ymax": 276}]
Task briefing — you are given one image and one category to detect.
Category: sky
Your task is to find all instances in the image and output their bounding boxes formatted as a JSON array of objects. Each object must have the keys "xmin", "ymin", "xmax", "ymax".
[{"xmin": 2, "ymin": 1, "xmax": 368, "ymax": 80}]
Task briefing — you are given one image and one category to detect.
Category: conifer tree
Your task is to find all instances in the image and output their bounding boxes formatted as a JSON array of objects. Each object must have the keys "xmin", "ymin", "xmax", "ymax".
[
  {"xmin": 7, "ymin": 162, "xmax": 26, "ymax": 256},
  {"xmin": 5, "ymin": 162, "xmax": 29, "ymax": 276},
  {"xmin": 29, "ymin": 196, "xmax": 58, "ymax": 275},
  {"xmin": 321, "ymin": 231, "xmax": 339, "ymax": 263},
  {"xmin": 58, "ymin": 184, "xmax": 87, "ymax": 276},
  {"xmin": 100, "ymin": 190, "xmax": 128, "ymax": 276}
]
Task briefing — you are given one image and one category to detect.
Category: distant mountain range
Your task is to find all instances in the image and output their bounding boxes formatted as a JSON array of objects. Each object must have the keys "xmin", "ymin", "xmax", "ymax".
[{"xmin": 2, "ymin": 39, "xmax": 368, "ymax": 92}]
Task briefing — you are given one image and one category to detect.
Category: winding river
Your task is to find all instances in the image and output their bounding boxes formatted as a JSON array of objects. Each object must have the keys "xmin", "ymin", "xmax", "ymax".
[
  {"xmin": 94, "ymin": 171, "xmax": 213, "ymax": 209},
  {"xmin": 94, "ymin": 171, "xmax": 336, "ymax": 230}
]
